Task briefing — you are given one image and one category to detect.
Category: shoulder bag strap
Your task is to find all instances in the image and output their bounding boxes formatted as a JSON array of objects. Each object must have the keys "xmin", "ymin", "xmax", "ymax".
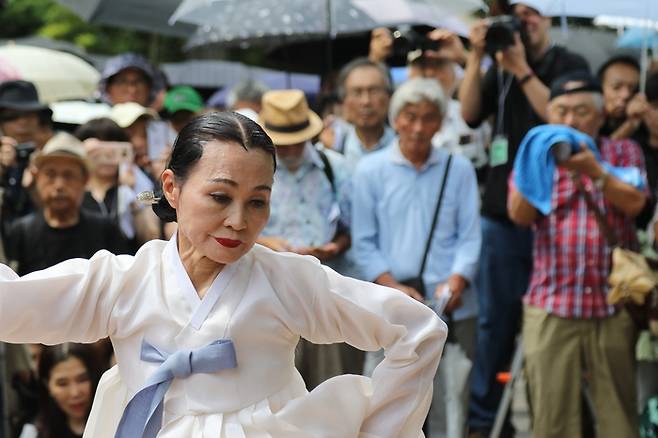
[
  {"xmin": 571, "ymin": 173, "xmax": 618, "ymax": 248},
  {"xmin": 418, "ymin": 154, "xmax": 453, "ymax": 279},
  {"xmin": 316, "ymin": 148, "xmax": 336, "ymax": 194}
]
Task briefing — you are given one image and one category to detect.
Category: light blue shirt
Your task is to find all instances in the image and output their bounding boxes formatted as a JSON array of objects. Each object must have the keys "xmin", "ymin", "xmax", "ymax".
[
  {"xmin": 263, "ymin": 142, "xmax": 351, "ymax": 248},
  {"xmin": 340, "ymin": 124, "xmax": 396, "ymax": 171},
  {"xmin": 352, "ymin": 141, "xmax": 481, "ymax": 320}
]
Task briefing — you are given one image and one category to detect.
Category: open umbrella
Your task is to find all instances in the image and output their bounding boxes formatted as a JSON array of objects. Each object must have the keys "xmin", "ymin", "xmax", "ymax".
[
  {"xmin": 528, "ymin": 0, "xmax": 658, "ymax": 22},
  {"xmin": 56, "ymin": 0, "xmax": 194, "ymax": 38},
  {"xmin": 173, "ymin": 0, "xmax": 484, "ymax": 47},
  {"xmin": 0, "ymin": 45, "xmax": 100, "ymax": 103}
]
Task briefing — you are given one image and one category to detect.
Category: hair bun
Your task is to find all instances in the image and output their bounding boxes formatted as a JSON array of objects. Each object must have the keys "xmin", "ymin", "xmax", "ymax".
[{"xmin": 152, "ymin": 193, "xmax": 177, "ymax": 223}]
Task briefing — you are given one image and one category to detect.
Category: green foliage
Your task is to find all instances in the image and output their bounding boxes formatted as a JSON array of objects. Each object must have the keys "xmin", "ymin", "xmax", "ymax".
[
  {"xmin": 0, "ymin": 0, "xmax": 49, "ymax": 37},
  {"xmin": 0, "ymin": 0, "xmax": 184, "ymax": 62}
]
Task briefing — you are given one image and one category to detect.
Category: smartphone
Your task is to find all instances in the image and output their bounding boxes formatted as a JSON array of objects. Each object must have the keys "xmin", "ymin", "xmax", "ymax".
[
  {"xmin": 432, "ymin": 285, "xmax": 452, "ymax": 315},
  {"xmin": 87, "ymin": 141, "xmax": 134, "ymax": 167},
  {"xmin": 146, "ymin": 120, "xmax": 172, "ymax": 161}
]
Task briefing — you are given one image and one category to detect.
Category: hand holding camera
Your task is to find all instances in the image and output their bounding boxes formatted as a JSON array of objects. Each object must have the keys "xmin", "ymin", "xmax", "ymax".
[
  {"xmin": 468, "ymin": 20, "xmax": 489, "ymax": 59},
  {"xmin": 437, "ymin": 274, "xmax": 466, "ymax": 313},
  {"xmin": 424, "ymin": 29, "xmax": 467, "ymax": 66},
  {"xmin": 0, "ymin": 136, "xmax": 17, "ymax": 169},
  {"xmin": 494, "ymin": 33, "xmax": 528, "ymax": 77},
  {"xmin": 556, "ymin": 145, "xmax": 604, "ymax": 181},
  {"xmin": 469, "ymin": 16, "xmax": 531, "ymax": 78},
  {"xmin": 84, "ymin": 139, "xmax": 134, "ymax": 168}
]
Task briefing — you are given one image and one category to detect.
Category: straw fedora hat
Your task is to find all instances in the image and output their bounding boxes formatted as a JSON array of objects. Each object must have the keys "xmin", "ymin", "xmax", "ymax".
[{"xmin": 259, "ymin": 89, "xmax": 323, "ymax": 146}]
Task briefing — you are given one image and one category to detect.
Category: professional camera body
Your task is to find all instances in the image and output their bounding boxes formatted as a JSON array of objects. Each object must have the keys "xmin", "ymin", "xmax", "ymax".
[
  {"xmin": 392, "ymin": 26, "xmax": 441, "ymax": 57},
  {"xmin": 484, "ymin": 15, "xmax": 522, "ymax": 56}
]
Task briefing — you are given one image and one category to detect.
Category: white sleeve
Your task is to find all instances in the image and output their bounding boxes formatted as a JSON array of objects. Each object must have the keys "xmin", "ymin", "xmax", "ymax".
[
  {"xmin": 0, "ymin": 250, "xmax": 132, "ymax": 345},
  {"xmin": 18, "ymin": 423, "xmax": 38, "ymax": 438},
  {"xmin": 262, "ymin": 250, "xmax": 446, "ymax": 437}
]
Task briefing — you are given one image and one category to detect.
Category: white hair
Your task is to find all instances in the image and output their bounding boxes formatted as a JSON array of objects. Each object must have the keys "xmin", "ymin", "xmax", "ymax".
[
  {"xmin": 388, "ymin": 78, "xmax": 447, "ymax": 125},
  {"xmin": 548, "ymin": 91, "xmax": 605, "ymax": 113}
]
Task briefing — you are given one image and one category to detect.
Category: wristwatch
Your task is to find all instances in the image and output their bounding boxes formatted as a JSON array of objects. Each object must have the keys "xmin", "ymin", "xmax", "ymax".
[
  {"xmin": 517, "ymin": 71, "xmax": 534, "ymax": 86},
  {"xmin": 593, "ymin": 170, "xmax": 609, "ymax": 191}
]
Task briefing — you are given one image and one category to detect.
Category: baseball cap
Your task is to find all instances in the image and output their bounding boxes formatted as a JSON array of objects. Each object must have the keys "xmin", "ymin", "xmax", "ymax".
[
  {"xmin": 164, "ymin": 86, "xmax": 204, "ymax": 114},
  {"xmin": 110, "ymin": 102, "xmax": 158, "ymax": 128},
  {"xmin": 549, "ymin": 71, "xmax": 601, "ymax": 101}
]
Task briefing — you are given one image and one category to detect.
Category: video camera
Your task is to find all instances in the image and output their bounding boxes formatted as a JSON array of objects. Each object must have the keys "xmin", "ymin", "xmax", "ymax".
[{"xmin": 484, "ymin": 15, "xmax": 522, "ymax": 56}]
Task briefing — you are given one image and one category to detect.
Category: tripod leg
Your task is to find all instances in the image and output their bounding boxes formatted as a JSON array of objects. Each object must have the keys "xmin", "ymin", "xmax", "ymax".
[{"xmin": 490, "ymin": 341, "xmax": 524, "ymax": 438}]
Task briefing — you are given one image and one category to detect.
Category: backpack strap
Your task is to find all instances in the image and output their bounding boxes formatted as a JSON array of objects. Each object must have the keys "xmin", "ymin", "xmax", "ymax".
[{"xmin": 316, "ymin": 148, "xmax": 336, "ymax": 194}]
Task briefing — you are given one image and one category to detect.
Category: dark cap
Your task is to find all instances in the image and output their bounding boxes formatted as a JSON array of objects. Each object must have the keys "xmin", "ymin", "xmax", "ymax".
[
  {"xmin": 549, "ymin": 71, "xmax": 601, "ymax": 101},
  {"xmin": 98, "ymin": 53, "xmax": 163, "ymax": 104},
  {"xmin": 0, "ymin": 80, "xmax": 49, "ymax": 112},
  {"xmin": 101, "ymin": 53, "xmax": 155, "ymax": 85}
]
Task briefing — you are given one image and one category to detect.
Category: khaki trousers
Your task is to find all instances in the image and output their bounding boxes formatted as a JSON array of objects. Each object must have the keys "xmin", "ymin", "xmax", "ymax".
[{"xmin": 522, "ymin": 305, "xmax": 638, "ymax": 438}]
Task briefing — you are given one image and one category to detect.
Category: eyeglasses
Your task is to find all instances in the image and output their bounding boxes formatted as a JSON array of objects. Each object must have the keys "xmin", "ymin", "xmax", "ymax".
[{"xmin": 344, "ymin": 86, "xmax": 389, "ymax": 100}]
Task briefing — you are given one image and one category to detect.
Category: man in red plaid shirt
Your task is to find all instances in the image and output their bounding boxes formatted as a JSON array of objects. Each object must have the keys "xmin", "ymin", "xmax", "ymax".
[{"xmin": 508, "ymin": 72, "xmax": 647, "ymax": 438}]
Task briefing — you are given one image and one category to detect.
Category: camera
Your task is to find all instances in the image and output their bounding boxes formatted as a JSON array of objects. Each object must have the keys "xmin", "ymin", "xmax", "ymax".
[
  {"xmin": 392, "ymin": 26, "xmax": 441, "ymax": 57},
  {"xmin": 551, "ymin": 142, "xmax": 572, "ymax": 162},
  {"xmin": 14, "ymin": 142, "xmax": 36, "ymax": 167},
  {"xmin": 484, "ymin": 15, "xmax": 522, "ymax": 56}
]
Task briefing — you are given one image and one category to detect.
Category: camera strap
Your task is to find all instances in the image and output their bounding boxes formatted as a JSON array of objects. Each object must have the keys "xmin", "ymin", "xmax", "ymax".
[
  {"xmin": 496, "ymin": 67, "xmax": 513, "ymax": 136},
  {"xmin": 416, "ymin": 154, "xmax": 453, "ymax": 280}
]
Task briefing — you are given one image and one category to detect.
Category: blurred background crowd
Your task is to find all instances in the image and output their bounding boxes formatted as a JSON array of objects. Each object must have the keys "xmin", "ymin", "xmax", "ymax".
[{"xmin": 1, "ymin": 0, "xmax": 658, "ymax": 437}]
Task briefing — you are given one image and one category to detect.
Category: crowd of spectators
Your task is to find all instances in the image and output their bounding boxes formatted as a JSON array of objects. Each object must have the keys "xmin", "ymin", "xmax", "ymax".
[{"xmin": 1, "ymin": 1, "xmax": 658, "ymax": 437}]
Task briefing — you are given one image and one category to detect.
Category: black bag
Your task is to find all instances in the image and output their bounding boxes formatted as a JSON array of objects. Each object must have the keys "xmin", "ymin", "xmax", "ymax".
[
  {"xmin": 399, "ymin": 155, "xmax": 453, "ymax": 296},
  {"xmin": 400, "ymin": 277, "xmax": 427, "ymax": 297}
]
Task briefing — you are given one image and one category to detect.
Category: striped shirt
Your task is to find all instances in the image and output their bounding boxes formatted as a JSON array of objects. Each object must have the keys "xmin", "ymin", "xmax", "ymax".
[{"xmin": 523, "ymin": 137, "xmax": 646, "ymax": 319}]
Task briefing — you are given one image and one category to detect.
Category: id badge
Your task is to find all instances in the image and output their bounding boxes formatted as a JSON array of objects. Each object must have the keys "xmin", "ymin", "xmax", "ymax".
[{"xmin": 489, "ymin": 135, "xmax": 509, "ymax": 167}]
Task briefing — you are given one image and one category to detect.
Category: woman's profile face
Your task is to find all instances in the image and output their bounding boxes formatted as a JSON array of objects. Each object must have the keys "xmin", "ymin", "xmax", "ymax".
[
  {"xmin": 164, "ymin": 140, "xmax": 274, "ymax": 265},
  {"xmin": 47, "ymin": 357, "xmax": 92, "ymax": 422}
]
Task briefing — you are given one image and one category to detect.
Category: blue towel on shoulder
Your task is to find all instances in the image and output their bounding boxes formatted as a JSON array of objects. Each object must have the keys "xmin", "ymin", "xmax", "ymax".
[{"xmin": 513, "ymin": 124, "xmax": 644, "ymax": 214}]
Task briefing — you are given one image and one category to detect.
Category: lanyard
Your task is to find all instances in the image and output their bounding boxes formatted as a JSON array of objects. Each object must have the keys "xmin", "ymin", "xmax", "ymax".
[{"xmin": 496, "ymin": 67, "xmax": 514, "ymax": 136}]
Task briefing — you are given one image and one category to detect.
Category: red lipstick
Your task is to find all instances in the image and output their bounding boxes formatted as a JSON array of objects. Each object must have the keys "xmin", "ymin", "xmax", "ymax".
[{"xmin": 215, "ymin": 238, "xmax": 242, "ymax": 248}]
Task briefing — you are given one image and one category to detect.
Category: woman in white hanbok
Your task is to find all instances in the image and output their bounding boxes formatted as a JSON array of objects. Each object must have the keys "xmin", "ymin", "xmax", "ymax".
[{"xmin": 0, "ymin": 112, "xmax": 446, "ymax": 438}]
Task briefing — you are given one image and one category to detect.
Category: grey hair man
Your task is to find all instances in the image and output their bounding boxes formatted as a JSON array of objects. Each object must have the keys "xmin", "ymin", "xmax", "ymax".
[
  {"xmin": 407, "ymin": 30, "xmax": 490, "ymax": 178},
  {"xmin": 353, "ymin": 78, "xmax": 481, "ymax": 437},
  {"xmin": 333, "ymin": 58, "xmax": 396, "ymax": 169}
]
